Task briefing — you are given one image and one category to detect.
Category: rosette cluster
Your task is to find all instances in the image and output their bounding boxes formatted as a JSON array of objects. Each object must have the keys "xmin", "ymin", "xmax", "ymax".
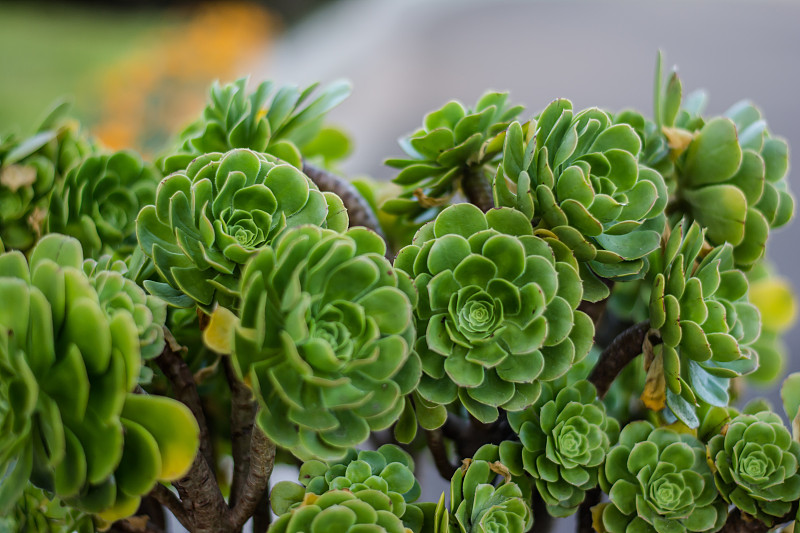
[
  {"xmin": 0, "ymin": 104, "xmax": 94, "ymax": 251},
  {"xmin": 136, "ymin": 148, "xmax": 347, "ymax": 310},
  {"xmin": 708, "ymin": 412, "xmax": 800, "ymax": 525},
  {"xmin": 83, "ymin": 255, "xmax": 167, "ymax": 360},
  {"xmin": 384, "ymin": 92, "xmax": 524, "ymax": 222},
  {"xmin": 645, "ymin": 64, "xmax": 794, "ymax": 267},
  {"xmin": 501, "ymin": 380, "xmax": 618, "ymax": 516},
  {"xmin": 434, "ymin": 445, "xmax": 533, "ymax": 533},
  {"xmin": 393, "ymin": 203, "xmax": 593, "ymax": 423},
  {"xmin": 648, "ymin": 220, "xmax": 761, "ymax": 426},
  {"xmin": 272, "ymin": 445, "xmax": 425, "ymax": 531},
  {"xmin": 232, "ymin": 225, "xmax": 419, "ymax": 460},
  {"xmin": 0, "ymin": 234, "xmax": 198, "ymax": 521},
  {"xmin": 269, "ymin": 490, "xmax": 412, "ymax": 533},
  {"xmin": 493, "ymin": 101, "xmax": 668, "ymax": 298},
  {"xmin": 167, "ymin": 77, "xmax": 352, "ymax": 171},
  {"xmin": 48, "ymin": 150, "xmax": 160, "ymax": 258},
  {"xmin": 598, "ymin": 421, "xmax": 726, "ymax": 533}
]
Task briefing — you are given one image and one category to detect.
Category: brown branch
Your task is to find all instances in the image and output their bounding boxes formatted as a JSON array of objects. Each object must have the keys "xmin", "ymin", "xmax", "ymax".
[
  {"xmin": 588, "ymin": 320, "xmax": 651, "ymax": 399},
  {"xmin": 718, "ymin": 508, "xmax": 794, "ymax": 533},
  {"xmin": 461, "ymin": 167, "xmax": 494, "ymax": 212},
  {"xmin": 425, "ymin": 428, "xmax": 457, "ymax": 479},
  {"xmin": 149, "ymin": 483, "xmax": 190, "ymax": 531},
  {"xmin": 154, "ymin": 328, "xmax": 214, "ymax": 469},
  {"xmin": 230, "ymin": 426, "xmax": 277, "ymax": 529},
  {"xmin": 302, "ymin": 161, "xmax": 385, "ymax": 238},
  {"xmin": 576, "ymin": 488, "xmax": 601, "ymax": 533},
  {"xmin": 252, "ymin": 493, "xmax": 272, "ymax": 533},
  {"xmin": 224, "ymin": 356, "xmax": 258, "ymax": 511},
  {"xmin": 173, "ymin": 452, "xmax": 231, "ymax": 533}
]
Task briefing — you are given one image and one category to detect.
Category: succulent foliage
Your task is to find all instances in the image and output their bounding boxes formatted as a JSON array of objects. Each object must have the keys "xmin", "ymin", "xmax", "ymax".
[
  {"xmin": 394, "ymin": 203, "xmax": 593, "ymax": 423},
  {"xmin": 598, "ymin": 421, "xmax": 727, "ymax": 533},
  {"xmin": 136, "ymin": 148, "xmax": 347, "ymax": 310},
  {"xmin": 231, "ymin": 225, "xmax": 419, "ymax": 460},
  {"xmin": 502, "ymin": 380, "xmax": 618, "ymax": 517}
]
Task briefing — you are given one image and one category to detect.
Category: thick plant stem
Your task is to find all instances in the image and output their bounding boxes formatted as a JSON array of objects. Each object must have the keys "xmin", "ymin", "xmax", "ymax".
[
  {"xmin": 426, "ymin": 428, "xmax": 457, "ymax": 479},
  {"xmin": 462, "ymin": 167, "xmax": 494, "ymax": 212},
  {"xmin": 149, "ymin": 483, "xmax": 190, "ymax": 530},
  {"xmin": 719, "ymin": 509, "xmax": 793, "ymax": 533},
  {"xmin": 155, "ymin": 328, "xmax": 214, "ymax": 469},
  {"xmin": 224, "ymin": 356, "xmax": 258, "ymax": 512},
  {"xmin": 302, "ymin": 161, "xmax": 385, "ymax": 238},
  {"xmin": 588, "ymin": 320, "xmax": 650, "ymax": 398},
  {"xmin": 173, "ymin": 453, "xmax": 230, "ymax": 533},
  {"xmin": 576, "ymin": 488, "xmax": 601, "ymax": 533},
  {"xmin": 230, "ymin": 427, "xmax": 277, "ymax": 529}
]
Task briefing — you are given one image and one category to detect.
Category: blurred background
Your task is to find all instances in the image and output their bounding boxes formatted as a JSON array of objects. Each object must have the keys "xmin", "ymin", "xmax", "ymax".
[{"xmin": 2, "ymin": 0, "xmax": 798, "ymax": 529}]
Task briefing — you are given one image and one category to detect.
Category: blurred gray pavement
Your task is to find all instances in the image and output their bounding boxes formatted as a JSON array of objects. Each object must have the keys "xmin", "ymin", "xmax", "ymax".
[{"xmin": 174, "ymin": 1, "xmax": 799, "ymax": 531}]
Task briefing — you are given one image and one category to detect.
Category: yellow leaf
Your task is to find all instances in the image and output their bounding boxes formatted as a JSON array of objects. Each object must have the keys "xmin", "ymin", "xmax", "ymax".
[
  {"xmin": 591, "ymin": 503, "xmax": 609, "ymax": 533},
  {"xmin": 203, "ymin": 306, "xmax": 238, "ymax": 354},
  {"xmin": 641, "ymin": 348, "xmax": 667, "ymax": 411},
  {"xmin": 96, "ymin": 495, "xmax": 141, "ymax": 523}
]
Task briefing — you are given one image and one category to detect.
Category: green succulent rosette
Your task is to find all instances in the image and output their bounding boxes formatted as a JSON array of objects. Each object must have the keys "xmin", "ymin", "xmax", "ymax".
[
  {"xmin": 272, "ymin": 445, "xmax": 426, "ymax": 531},
  {"xmin": 708, "ymin": 412, "xmax": 800, "ymax": 525},
  {"xmin": 0, "ymin": 102, "xmax": 95, "ymax": 252},
  {"xmin": 493, "ymin": 101, "xmax": 668, "ymax": 299},
  {"xmin": 230, "ymin": 225, "xmax": 419, "ymax": 460},
  {"xmin": 165, "ymin": 77, "xmax": 352, "ymax": 171},
  {"xmin": 269, "ymin": 489, "xmax": 413, "ymax": 533},
  {"xmin": 383, "ymin": 92, "xmax": 524, "ymax": 223},
  {"xmin": 48, "ymin": 150, "xmax": 161, "ymax": 259},
  {"xmin": 393, "ymin": 203, "xmax": 594, "ymax": 423},
  {"xmin": 83, "ymin": 255, "xmax": 167, "ymax": 361},
  {"xmin": 0, "ymin": 234, "xmax": 198, "ymax": 522},
  {"xmin": 434, "ymin": 445, "xmax": 533, "ymax": 533},
  {"xmin": 136, "ymin": 148, "xmax": 348, "ymax": 311},
  {"xmin": 647, "ymin": 220, "xmax": 761, "ymax": 427},
  {"xmin": 2, "ymin": 483, "xmax": 94, "ymax": 533},
  {"xmin": 646, "ymin": 58, "xmax": 794, "ymax": 267},
  {"xmin": 500, "ymin": 380, "xmax": 619, "ymax": 517},
  {"xmin": 597, "ymin": 421, "xmax": 727, "ymax": 533}
]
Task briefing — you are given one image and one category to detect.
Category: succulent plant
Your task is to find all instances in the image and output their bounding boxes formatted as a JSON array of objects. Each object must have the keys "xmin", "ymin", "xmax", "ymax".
[
  {"xmin": 434, "ymin": 445, "xmax": 533, "ymax": 533},
  {"xmin": 2, "ymin": 483, "xmax": 94, "ymax": 533},
  {"xmin": 383, "ymin": 92, "xmax": 524, "ymax": 223},
  {"xmin": 48, "ymin": 150, "xmax": 161, "ymax": 259},
  {"xmin": 221, "ymin": 225, "xmax": 419, "ymax": 460},
  {"xmin": 500, "ymin": 380, "xmax": 619, "ymax": 517},
  {"xmin": 269, "ymin": 489, "xmax": 412, "ymax": 533},
  {"xmin": 645, "ymin": 58, "xmax": 794, "ymax": 267},
  {"xmin": 272, "ymin": 445, "xmax": 425, "ymax": 530},
  {"xmin": 597, "ymin": 421, "xmax": 727, "ymax": 533},
  {"xmin": 393, "ymin": 203, "xmax": 593, "ymax": 423},
  {"xmin": 0, "ymin": 234, "xmax": 198, "ymax": 520},
  {"xmin": 83, "ymin": 255, "xmax": 167, "ymax": 361},
  {"xmin": 165, "ymin": 77, "xmax": 352, "ymax": 171},
  {"xmin": 492, "ymin": 102, "xmax": 668, "ymax": 299},
  {"xmin": 0, "ymin": 102, "xmax": 95, "ymax": 252},
  {"xmin": 708, "ymin": 412, "xmax": 800, "ymax": 525},
  {"xmin": 647, "ymin": 220, "xmax": 761, "ymax": 427},
  {"xmin": 136, "ymin": 148, "xmax": 348, "ymax": 311}
]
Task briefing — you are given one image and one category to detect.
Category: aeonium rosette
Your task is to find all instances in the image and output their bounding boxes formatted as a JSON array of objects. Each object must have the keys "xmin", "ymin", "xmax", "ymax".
[
  {"xmin": 393, "ymin": 203, "xmax": 593, "ymax": 423},
  {"xmin": 136, "ymin": 148, "xmax": 348, "ymax": 311},
  {"xmin": 500, "ymin": 380, "xmax": 619, "ymax": 517},
  {"xmin": 597, "ymin": 421, "xmax": 726, "ymax": 533},
  {"xmin": 209, "ymin": 225, "xmax": 419, "ymax": 460}
]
